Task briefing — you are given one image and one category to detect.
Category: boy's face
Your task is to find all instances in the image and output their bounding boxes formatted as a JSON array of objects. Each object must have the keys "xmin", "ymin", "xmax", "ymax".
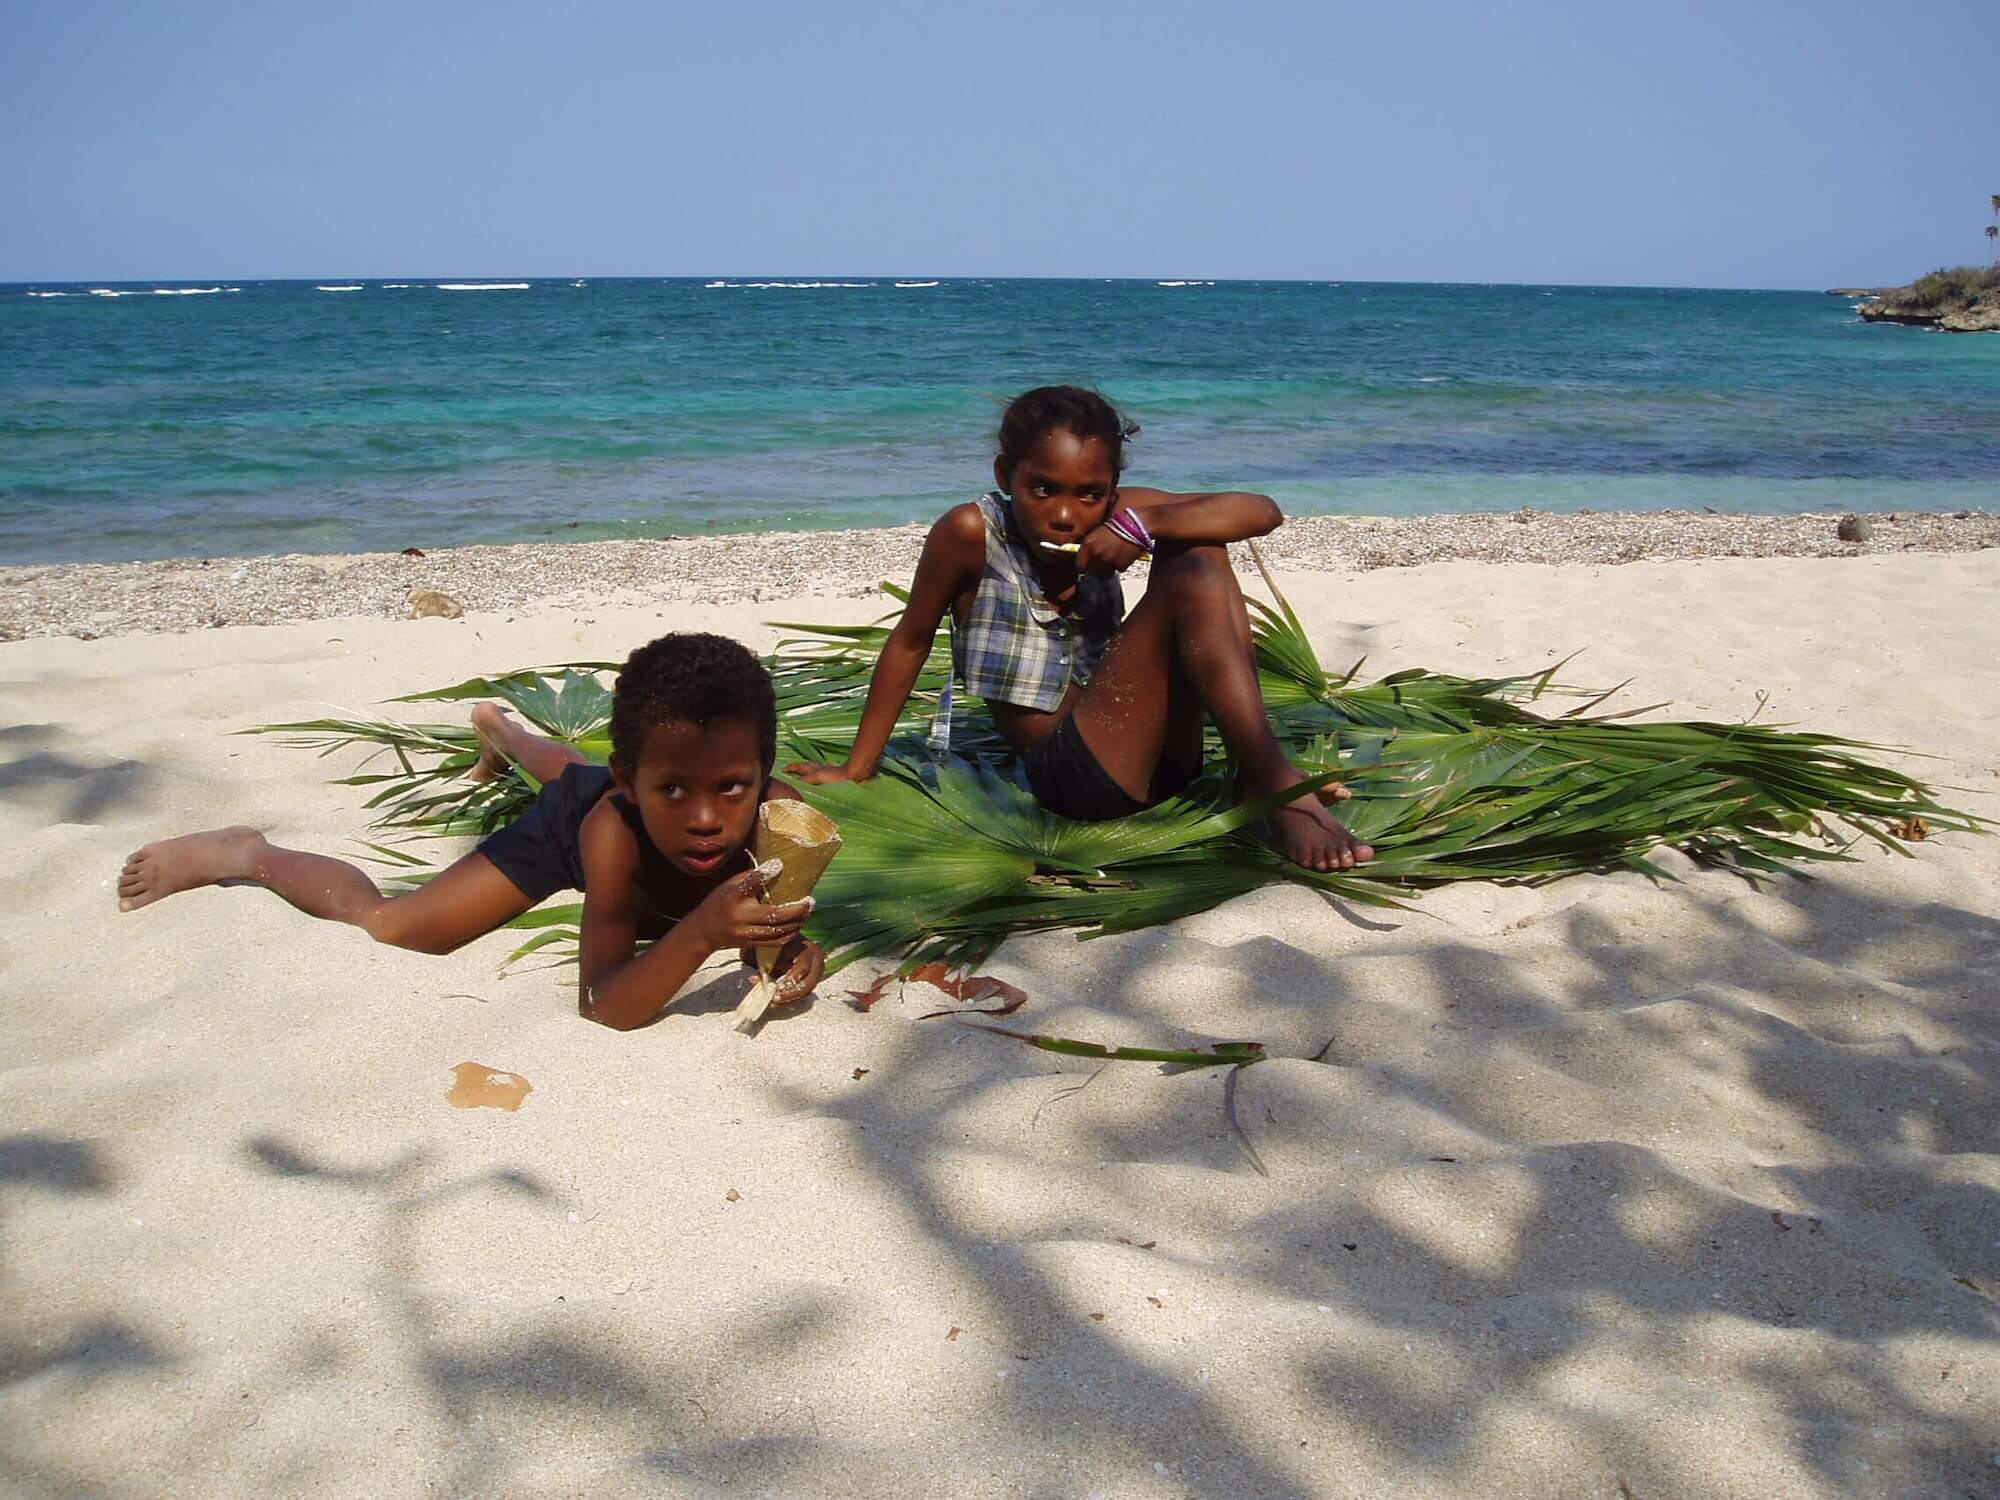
[
  {"xmin": 611, "ymin": 717, "xmax": 767, "ymax": 877},
  {"xmin": 995, "ymin": 429, "xmax": 1117, "ymax": 549}
]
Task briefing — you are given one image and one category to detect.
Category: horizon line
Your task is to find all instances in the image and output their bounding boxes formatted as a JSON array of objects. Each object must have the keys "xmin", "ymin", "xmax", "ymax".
[{"xmin": 3, "ymin": 273, "xmax": 1858, "ymax": 295}]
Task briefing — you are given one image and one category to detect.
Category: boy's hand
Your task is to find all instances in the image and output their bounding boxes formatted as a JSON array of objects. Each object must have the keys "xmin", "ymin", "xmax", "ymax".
[
  {"xmin": 692, "ymin": 865, "xmax": 813, "ymax": 952},
  {"xmin": 769, "ymin": 936, "xmax": 827, "ymax": 1005},
  {"xmin": 785, "ymin": 760, "xmax": 861, "ymax": 785}
]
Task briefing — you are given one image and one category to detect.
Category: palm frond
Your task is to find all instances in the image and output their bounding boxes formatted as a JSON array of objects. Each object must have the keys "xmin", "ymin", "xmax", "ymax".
[
  {"xmin": 767, "ymin": 611, "xmax": 1014, "ymax": 765},
  {"xmin": 960, "ymin": 1023, "xmax": 1267, "ymax": 1069},
  {"xmin": 254, "ymin": 574, "xmax": 1984, "ymax": 979},
  {"xmin": 395, "ymin": 665, "xmax": 617, "ymax": 746}
]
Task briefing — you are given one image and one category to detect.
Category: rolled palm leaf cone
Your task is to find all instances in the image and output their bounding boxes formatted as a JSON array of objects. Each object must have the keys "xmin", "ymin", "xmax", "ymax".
[{"xmin": 734, "ymin": 799, "xmax": 842, "ymax": 1033}]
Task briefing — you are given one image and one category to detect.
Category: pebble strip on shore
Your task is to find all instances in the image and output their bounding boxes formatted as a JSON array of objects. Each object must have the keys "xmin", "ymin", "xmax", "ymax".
[{"xmin": 2, "ymin": 508, "xmax": 1994, "ymax": 642}]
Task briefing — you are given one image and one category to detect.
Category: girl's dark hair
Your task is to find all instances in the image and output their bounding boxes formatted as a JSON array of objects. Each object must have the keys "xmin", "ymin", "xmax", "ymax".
[
  {"xmin": 610, "ymin": 632, "xmax": 777, "ymax": 771},
  {"xmin": 995, "ymin": 386, "xmax": 1139, "ymax": 485}
]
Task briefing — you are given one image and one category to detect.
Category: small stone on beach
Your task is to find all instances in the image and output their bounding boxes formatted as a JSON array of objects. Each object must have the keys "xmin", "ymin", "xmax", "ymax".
[{"xmin": 409, "ymin": 588, "xmax": 464, "ymax": 619}]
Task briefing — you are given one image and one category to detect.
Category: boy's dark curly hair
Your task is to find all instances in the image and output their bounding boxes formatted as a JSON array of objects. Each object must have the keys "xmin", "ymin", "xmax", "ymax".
[{"xmin": 610, "ymin": 633, "xmax": 777, "ymax": 771}]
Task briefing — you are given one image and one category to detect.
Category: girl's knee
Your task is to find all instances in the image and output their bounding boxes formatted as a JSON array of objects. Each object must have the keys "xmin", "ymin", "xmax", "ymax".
[
  {"xmin": 1155, "ymin": 537, "xmax": 1226, "ymax": 562},
  {"xmin": 1153, "ymin": 540, "xmax": 1237, "ymax": 592}
]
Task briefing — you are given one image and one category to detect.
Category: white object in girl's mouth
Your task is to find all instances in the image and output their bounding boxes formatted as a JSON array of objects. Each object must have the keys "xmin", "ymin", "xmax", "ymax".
[{"xmin": 1038, "ymin": 541, "xmax": 1082, "ymax": 553}]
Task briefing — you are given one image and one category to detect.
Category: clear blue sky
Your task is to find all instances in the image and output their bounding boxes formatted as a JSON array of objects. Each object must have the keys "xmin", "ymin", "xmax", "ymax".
[{"xmin": 4, "ymin": 0, "xmax": 1994, "ymax": 288}]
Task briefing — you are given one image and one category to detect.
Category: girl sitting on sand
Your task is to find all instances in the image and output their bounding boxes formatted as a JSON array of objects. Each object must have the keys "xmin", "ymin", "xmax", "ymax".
[
  {"xmin": 787, "ymin": 385, "xmax": 1373, "ymax": 871},
  {"xmin": 117, "ymin": 632, "xmax": 826, "ymax": 1030}
]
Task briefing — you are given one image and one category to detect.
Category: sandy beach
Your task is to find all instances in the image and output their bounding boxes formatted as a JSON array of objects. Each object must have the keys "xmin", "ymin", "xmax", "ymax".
[{"xmin": 3, "ymin": 538, "xmax": 1997, "ymax": 1497}]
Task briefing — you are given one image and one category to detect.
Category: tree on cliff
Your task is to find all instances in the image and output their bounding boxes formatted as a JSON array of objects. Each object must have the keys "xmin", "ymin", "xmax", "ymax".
[{"xmin": 1989, "ymin": 224, "xmax": 1998, "ymax": 264}]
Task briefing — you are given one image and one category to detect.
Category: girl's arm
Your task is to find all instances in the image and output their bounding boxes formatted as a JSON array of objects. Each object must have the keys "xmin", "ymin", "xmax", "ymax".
[
  {"xmin": 1117, "ymin": 486, "xmax": 1283, "ymax": 546},
  {"xmin": 574, "ymin": 802, "xmax": 810, "ymax": 1031},
  {"xmin": 786, "ymin": 503, "xmax": 985, "ymax": 783}
]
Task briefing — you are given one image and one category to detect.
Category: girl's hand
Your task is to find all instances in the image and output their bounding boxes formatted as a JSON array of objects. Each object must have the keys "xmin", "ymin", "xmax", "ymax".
[
  {"xmin": 692, "ymin": 865, "xmax": 813, "ymax": 952},
  {"xmin": 769, "ymin": 936, "xmax": 827, "ymax": 1005},
  {"xmin": 784, "ymin": 760, "xmax": 861, "ymax": 786},
  {"xmin": 1077, "ymin": 511, "xmax": 1149, "ymax": 576}
]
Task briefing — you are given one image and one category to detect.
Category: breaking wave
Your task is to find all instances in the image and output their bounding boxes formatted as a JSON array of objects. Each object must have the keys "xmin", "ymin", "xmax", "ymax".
[{"xmin": 706, "ymin": 280, "xmax": 875, "ymax": 289}]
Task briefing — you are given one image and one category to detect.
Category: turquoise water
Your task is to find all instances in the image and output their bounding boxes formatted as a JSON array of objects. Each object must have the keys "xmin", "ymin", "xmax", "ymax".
[{"xmin": 3, "ymin": 278, "xmax": 1996, "ymax": 564}]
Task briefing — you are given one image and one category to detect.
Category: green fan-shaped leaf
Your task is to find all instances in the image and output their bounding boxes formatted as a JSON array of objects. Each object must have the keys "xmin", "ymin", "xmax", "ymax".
[{"xmin": 256, "ymin": 573, "xmax": 1985, "ymax": 979}]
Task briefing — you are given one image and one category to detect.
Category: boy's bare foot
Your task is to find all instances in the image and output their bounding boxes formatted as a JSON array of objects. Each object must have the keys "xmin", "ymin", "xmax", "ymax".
[
  {"xmin": 117, "ymin": 826, "xmax": 267, "ymax": 912},
  {"xmin": 1240, "ymin": 767, "xmax": 1374, "ymax": 872},
  {"xmin": 468, "ymin": 703, "xmax": 514, "ymax": 782}
]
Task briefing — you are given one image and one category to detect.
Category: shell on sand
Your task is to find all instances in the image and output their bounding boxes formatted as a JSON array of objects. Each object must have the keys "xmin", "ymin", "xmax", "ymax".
[
  {"xmin": 735, "ymin": 800, "xmax": 841, "ymax": 1032},
  {"xmin": 408, "ymin": 588, "xmax": 465, "ymax": 619}
]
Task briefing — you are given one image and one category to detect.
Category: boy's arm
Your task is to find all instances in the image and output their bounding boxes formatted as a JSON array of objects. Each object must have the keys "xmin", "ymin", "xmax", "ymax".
[
  {"xmin": 786, "ymin": 503, "xmax": 984, "ymax": 783},
  {"xmin": 574, "ymin": 802, "xmax": 809, "ymax": 1031}
]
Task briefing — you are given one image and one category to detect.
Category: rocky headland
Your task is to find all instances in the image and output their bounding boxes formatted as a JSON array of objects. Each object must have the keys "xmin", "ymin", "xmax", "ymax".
[{"xmin": 1848, "ymin": 265, "xmax": 2000, "ymax": 332}]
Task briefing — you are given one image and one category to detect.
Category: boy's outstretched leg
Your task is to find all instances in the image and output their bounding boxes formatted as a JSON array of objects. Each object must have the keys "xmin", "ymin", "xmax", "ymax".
[
  {"xmin": 1071, "ymin": 541, "xmax": 1374, "ymax": 872},
  {"xmin": 118, "ymin": 826, "xmax": 267, "ymax": 912},
  {"xmin": 469, "ymin": 703, "xmax": 594, "ymax": 784},
  {"xmin": 117, "ymin": 830, "xmax": 534, "ymax": 953}
]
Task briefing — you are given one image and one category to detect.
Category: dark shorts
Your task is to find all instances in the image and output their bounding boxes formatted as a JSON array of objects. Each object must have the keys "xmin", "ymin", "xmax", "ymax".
[
  {"xmin": 477, "ymin": 763, "xmax": 616, "ymax": 901},
  {"xmin": 1022, "ymin": 715, "xmax": 1199, "ymax": 823}
]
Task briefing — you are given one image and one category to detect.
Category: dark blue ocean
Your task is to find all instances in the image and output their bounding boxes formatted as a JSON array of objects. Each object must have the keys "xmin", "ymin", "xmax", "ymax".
[{"xmin": 4, "ymin": 277, "xmax": 1996, "ymax": 565}]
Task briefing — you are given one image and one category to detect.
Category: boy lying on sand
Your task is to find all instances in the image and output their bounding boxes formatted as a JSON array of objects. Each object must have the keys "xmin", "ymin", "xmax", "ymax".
[{"xmin": 117, "ymin": 632, "xmax": 826, "ymax": 1030}]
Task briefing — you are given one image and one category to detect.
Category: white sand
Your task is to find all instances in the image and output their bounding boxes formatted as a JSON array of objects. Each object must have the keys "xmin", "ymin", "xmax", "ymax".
[{"xmin": 2, "ymin": 552, "xmax": 1997, "ymax": 1497}]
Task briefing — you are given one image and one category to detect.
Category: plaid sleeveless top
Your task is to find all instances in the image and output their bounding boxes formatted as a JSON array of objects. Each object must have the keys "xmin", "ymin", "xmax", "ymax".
[{"xmin": 950, "ymin": 491, "xmax": 1123, "ymax": 712}]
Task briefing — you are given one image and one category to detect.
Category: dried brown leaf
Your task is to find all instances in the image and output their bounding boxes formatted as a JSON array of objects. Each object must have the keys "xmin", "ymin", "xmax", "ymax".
[
  {"xmin": 845, "ymin": 972, "xmax": 895, "ymax": 1010},
  {"xmin": 910, "ymin": 962, "xmax": 1029, "ymax": 1018},
  {"xmin": 847, "ymin": 964, "xmax": 1029, "ymax": 1017}
]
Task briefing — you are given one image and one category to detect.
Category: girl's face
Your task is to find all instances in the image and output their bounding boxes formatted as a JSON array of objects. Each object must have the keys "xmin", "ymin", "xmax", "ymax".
[
  {"xmin": 996, "ymin": 429, "xmax": 1117, "ymax": 549},
  {"xmin": 611, "ymin": 716, "xmax": 766, "ymax": 878}
]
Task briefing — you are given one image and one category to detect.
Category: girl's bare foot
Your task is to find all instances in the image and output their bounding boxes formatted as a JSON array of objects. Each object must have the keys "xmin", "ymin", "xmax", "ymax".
[
  {"xmin": 1239, "ymin": 768, "xmax": 1374, "ymax": 872},
  {"xmin": 1238, "ymin": 772, "xmax": 1352, "ymax": 805},
  {"xmin": 468, "ymin": 702, "xmax": 515, "ymax": 782},
  {"xmin": 1269, "ymin": 800, "xmax": 1373, "ymax": 872},
  {"xmin": 117, "ymin": 826, "xmax": 267, "ymax": 912}
]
